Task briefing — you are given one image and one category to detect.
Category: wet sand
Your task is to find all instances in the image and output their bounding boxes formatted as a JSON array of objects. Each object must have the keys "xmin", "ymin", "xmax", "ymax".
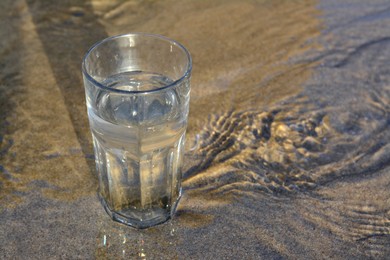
[{"xmin": 1, "ymin": 0, "xmax": 390, "ymax": 259}]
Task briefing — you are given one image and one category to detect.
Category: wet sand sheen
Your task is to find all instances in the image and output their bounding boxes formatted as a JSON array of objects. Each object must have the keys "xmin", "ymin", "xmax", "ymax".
[
  {"xmin": 94, "ymin": 0, "xmax": 322, "ymax": 124},
  {"xmin": 1, "ymin": 0, "xmax": 390, "ymax": 259}
]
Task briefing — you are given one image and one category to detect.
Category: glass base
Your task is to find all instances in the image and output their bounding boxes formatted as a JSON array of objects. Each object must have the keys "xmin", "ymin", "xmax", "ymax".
[{"xmin": 99, "ymin": 194, "xmax": 181, "ymax": 229}]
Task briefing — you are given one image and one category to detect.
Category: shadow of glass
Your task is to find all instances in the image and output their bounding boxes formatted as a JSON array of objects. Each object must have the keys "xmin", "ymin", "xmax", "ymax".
[{"xmin": 25, "ymin": 0, "xmax": 108, "ymax": 173}]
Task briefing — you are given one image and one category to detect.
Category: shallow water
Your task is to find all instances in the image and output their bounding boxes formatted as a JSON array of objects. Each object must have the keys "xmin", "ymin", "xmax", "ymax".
[{"xmin": 1, "ymin": 0, "xmax": 389, "ymax": 259}]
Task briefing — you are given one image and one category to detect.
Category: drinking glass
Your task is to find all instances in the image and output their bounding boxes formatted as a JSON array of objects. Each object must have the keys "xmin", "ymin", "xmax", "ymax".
[{"xmin": 82, "ymin": 33, "xmax": 191, "ymax": 228}]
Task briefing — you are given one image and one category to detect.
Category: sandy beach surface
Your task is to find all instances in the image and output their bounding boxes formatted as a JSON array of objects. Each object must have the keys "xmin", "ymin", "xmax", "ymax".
[{"xmin": 1, "ymin": 0, "xmax": 389, "ymax": 259}]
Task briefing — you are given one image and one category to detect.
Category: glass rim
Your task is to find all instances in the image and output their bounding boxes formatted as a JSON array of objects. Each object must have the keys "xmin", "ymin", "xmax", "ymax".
[{"xmin": 81, "ymin": 32, "xmax": 192, "ymax": 95}]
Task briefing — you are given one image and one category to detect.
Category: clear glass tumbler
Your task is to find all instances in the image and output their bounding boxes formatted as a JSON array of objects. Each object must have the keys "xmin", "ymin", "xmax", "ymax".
[{"xmin": 82, "ymin": 33, "xmax": 191, "ymax": 228}]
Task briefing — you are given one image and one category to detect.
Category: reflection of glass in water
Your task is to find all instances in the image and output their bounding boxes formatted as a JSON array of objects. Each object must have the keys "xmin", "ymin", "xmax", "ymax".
[
  {"xmin": 96, "ymin": 223, "xmax": 178, "ymax": 259},
  {"xmin": 88, "ymin": 71, "xmax": 186, "ymax": 228}
]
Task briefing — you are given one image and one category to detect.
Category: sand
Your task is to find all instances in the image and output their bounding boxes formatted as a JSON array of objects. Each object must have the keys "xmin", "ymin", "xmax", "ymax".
[{"xmin": 1, "ymin": 0, "xmax": 389, "ymax": 259}]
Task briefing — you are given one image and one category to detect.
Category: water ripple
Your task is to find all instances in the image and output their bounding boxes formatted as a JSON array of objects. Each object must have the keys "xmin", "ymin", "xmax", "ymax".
[{"xmin": 183, "ymin": 85, "xmax": 390, "ymax": 197}]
